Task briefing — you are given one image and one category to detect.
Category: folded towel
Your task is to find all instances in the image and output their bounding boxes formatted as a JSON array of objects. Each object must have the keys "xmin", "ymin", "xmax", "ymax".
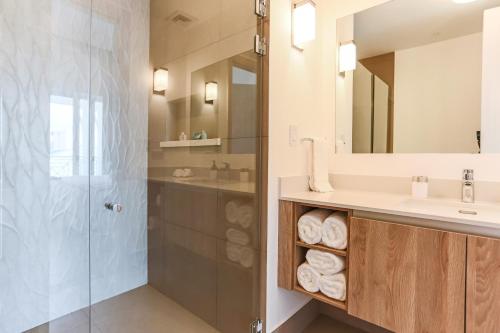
[
  {"xmin": 306, "ymin": 249, "xmax": 345, "ymax": 276},
  {"xmin": 226, "ymin": 228, "xmax": 250, "ymax": 246},
  {"xmin": 297, "ymin": 263, "xmax": 321, "ymax": 293},
  {"xmin": 308, "ymin": 138, "xmax": 334, "ymax": 193},
  {"xmin": 239, "ymin": 246, "xmax": 254, "ymax": 268},
  {"xmin": 321, "ymin": 212, "xmax": 348, "ymax": 250},
  {"xmin": 237, "ymin": 204, "xmax": 254, "ymax": 229},
  {"xmin": 298, "ymin": 209, "xmax": 331, "ymax": 244},
  {"xmin": 225, "ymin": 200, "xmax": 240, "ymax": 224},
  {"xmin": 319, "ymin": 271, "xmax": 346, "ymax": 301},
  {"xmin": 173, "ymin": 168, "xmax": 193, "ymax": 178}
]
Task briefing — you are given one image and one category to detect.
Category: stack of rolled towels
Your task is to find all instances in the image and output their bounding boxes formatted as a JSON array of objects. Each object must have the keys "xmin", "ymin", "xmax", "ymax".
[
  {"xmin": 225, "ymin": 200, "xmax": 254, "ymax": 229},
  {"xmin": 296, "ymin": 209, "xmax": 348, "ymax": 301},
  {"xmin": 297, "ymin": 209, "xmax": 348, "ymax": 249},
  {"xmin": 224, "ymin": 200, "xmax": 255, "ymax": 268},
  {"xmin": 297, "ymin": 250, "xmax": 346, "ymax": 301}
]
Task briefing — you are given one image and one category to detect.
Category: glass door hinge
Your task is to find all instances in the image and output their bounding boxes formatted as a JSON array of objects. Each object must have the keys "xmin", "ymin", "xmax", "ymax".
[
  {"xmin": 250, "ymin": 319, "xmax": 263, "ymax": 333},
  {"xmin": 255, "ymin": 0, "xmax": 267, "ymax": 17},
  {"xmin": 254, "ymin": 35, "xmax": 267, "ymax": 56}
]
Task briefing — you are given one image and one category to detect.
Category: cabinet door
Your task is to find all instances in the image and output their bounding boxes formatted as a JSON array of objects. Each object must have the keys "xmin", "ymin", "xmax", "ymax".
[
  {"xmin": 348, "ymin": 218, "xmax": 466, "ymax": 333},
  {"xmin": 467, "ymin": 236, "xmax": 500, "ymax": 333}
]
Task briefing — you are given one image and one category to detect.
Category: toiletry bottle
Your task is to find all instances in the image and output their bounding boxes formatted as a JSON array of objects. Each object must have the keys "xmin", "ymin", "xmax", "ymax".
[
  {"xmin": 412, "ymin": 176, "xmax": 429, "ymax": 199},
  {"xmin": 179, "ymin": 132, "xmax": 187, "ymax": 141},
  {"xmin": 209, "ymin": 160, "xmax": 218, "ymax": 180}
]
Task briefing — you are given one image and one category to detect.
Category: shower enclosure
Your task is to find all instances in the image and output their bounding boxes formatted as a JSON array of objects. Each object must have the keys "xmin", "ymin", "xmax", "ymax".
[{"xmin": 0, "ymin": 0, "xmax": 265, "ymax": 332}]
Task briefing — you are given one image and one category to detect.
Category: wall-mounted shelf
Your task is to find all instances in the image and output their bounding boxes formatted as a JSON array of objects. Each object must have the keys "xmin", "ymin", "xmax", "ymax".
[{"xmin": 160, "ymin": 138, "xmax": 222, "ymax": 148}]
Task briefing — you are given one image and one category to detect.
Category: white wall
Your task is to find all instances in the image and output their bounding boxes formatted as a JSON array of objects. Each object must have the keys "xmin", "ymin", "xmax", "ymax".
[
  {"xmin": 268, "ymin": 0, "xmax": 500, "ymax": 330},
  {"xmin": 267, "ymin": 0, "xmax": 338, "ymax": 330},
  {"xmin": 352, "ymin": 63, "xmax": 373, "ymax": 153},
  {"xmin": 394, "ymin": 33, "xmax": 482, "ymax": 153},
  {"xmin": 481, "ymin": 7, "xmax": 500, "ymax": 153}
]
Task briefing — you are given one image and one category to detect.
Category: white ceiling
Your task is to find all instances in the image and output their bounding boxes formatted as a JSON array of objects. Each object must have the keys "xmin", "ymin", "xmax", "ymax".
[{"xmin": 354, "ymin": 0, "xmax": 500, "ymax": 59}]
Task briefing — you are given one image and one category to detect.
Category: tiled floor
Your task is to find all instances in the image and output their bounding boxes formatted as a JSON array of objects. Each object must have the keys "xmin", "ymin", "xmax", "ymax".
[
  {"xmin": 303, "ymin": 315, "xmax": 367, "ymax": 333},
  {"xmin": 27, "ymin": 286, "xmax": 219, "ymax": 333}
]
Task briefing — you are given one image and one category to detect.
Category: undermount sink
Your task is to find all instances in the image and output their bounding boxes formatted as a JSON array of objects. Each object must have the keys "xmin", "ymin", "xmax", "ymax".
[{"xmin": 398, "ymin": 198, "xmax": 500, "ymax": 219}]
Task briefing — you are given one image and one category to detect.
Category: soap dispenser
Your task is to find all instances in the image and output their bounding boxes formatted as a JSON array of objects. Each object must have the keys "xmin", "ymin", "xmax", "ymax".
[{"xmin": 209, "ymin": 160, "xmax": 218, "ymax": 180}]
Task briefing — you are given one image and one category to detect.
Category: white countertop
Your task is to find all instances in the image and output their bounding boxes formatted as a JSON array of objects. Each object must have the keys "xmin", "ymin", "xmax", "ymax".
[
  {"xmin": 281, "ymin": 189, "xmax": 500, "ymax": 232},
  {"xmin": 149, "ymin": 176, "xmax": 255, "ymax": 194}
]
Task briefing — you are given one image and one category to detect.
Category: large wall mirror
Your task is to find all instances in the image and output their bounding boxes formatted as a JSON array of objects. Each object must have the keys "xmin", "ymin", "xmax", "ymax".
[{"xmin": 335, "ymin": 0, "xmax": 500, "ymax": 154}]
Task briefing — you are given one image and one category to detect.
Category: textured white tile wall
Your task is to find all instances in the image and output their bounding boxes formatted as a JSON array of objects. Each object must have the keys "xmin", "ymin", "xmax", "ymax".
[{"xmin": 0, "ymin": 0, "xmax": 149, "ymax": 331}]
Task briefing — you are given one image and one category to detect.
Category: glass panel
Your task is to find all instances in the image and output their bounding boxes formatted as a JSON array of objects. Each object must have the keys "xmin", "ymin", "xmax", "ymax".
[
  {"xmin": 148, "ymin": 0, "xmax": 262, "ymax": 332},
  {"xmin": 88, "ymin": 0, "xmax": 150, "ymax": 329},
  {"xmin": 0, "ymin": 0, "xmax": 92, "ymax": 332}
]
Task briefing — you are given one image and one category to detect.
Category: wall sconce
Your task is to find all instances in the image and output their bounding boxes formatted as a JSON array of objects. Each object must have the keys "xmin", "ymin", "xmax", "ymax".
[
  {"xmin": 338, "ymin": 41, "xmax": 357, "ymax": 73},
  {"xmin": 205, "ymin": 81, "xmax": 218, "ymax": 104},
  {"xmin": 153, "ymin": 68, "xmax": 168, "ymax": 95},
  {"xmin": 292, "ymin": 0, "xmax": 316, "ymax": 51}
]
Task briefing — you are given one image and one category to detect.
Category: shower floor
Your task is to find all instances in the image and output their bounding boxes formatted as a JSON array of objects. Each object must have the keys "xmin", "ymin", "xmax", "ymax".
[{"xmin": 26, "ymin": 286, "xmax": 219, "ymax": 333}]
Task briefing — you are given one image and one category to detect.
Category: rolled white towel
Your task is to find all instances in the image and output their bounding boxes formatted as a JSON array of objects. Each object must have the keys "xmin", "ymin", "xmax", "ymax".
[
  {"xmin": 239, "ymin": 246, "xmax": 254, "ymax": 268},
  {"xmin": 321, "ymin": 211, "xmax": 348, "ymax": 250},
  {"xmin": 226, "ymin": 228, "xmax": 250, "ymax": 246},
  {"xmin": 225, "ymin": 200, "xmax": 240, "ymax": 224},
  {"xmin": 297, "ymin": 263, "xmax": 321, "ymax": 293},
  {"xmin": 319, "ymin": 271, "xmax": 346, "ymax": 301},
  {"xmin": 226, "ymin": 242, "xmax": 242, "ymax": 262},
  {"xmin": 237, "ymin": 204, "xmax": 254, "ymax": 229},
  {"xmin": 306, "ymin": 249, "xmax": 345, "ymax": 276},
  {"xmin": 298, "ymin": 209, "xmax": 331, "ymax": 244}
]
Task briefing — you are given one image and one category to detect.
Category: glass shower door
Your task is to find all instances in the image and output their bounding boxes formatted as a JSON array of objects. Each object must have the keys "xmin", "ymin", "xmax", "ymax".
[
  {"xmin": 87, "ymin": 0, "xmax": 150, "ymax": 330},
  {"xmin": 147, "ymin": 0, "xmax": 265, "ymax": 332},
  {"xmin": 0, "ymin": 0, "xmax": 93, "ymax": 332}
]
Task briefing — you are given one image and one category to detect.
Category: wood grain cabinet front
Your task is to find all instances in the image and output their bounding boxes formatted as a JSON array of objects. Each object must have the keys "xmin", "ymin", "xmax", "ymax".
[
  {"xmin": 466, "ymin": 235, "xmax": 500, "ymax": 333},
  {"xmin": 347, "ymin": 217, "xmax": 466, "ymax": 333}
]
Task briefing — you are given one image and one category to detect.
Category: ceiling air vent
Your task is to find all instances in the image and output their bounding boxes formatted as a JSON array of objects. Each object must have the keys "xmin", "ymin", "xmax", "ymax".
[{"xmin": 167, "ymin": 11, "xmax": 196, "ymax": 28}]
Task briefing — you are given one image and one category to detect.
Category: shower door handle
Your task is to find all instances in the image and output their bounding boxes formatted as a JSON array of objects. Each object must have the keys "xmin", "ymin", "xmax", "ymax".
[{"xmin": 104, "ymin": 202, "xmax": 123, "ymax": 213}]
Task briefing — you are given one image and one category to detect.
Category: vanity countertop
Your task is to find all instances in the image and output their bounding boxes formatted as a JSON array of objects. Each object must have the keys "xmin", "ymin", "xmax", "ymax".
[
  {"xmin": 281, "ymin": 189, "xmax": 500, "ymax": 234},
  {"xmin": 149, "ymin": 176, "xmax": 255, "ymax": 194}
]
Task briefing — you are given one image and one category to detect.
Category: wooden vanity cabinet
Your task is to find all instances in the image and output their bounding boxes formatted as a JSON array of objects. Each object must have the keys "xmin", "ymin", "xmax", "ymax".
[
  {"xmin": 347, "ymin": 217, "xmax": 466, "ymax": 333},
  {"xmin": 466, "ymin": 236, "xmax": 500, "ymax": 333},
  {"xmin": 277, "ymin": 200, "xmax": 500, "ymax": 332}
]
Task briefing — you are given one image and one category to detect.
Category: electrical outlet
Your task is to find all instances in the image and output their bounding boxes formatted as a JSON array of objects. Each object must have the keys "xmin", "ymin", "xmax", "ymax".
[{"xmin": 289, "ymin": 125, "xmax": 299, "ymax": 147}]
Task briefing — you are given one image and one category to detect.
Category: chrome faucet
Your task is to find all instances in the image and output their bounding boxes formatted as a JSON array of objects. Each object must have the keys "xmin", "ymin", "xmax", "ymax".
[
  {"xmin": 219, "ymin": 162, "xmax": 231, "ymax": 180},
  {"xmin": 462, "ymin": 169, "xmax": 474, "ymax": 203}
]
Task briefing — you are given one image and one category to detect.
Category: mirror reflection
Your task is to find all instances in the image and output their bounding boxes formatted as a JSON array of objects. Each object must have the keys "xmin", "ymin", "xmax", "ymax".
[{"xmin": 335, "ymin": 0, "xmax": 500, "ymax": 154}]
